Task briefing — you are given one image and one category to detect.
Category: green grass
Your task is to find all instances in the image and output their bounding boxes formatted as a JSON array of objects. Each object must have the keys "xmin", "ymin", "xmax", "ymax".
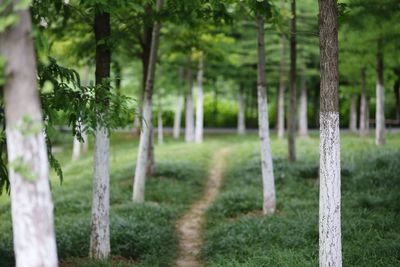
[
  {"xmin": 0, "ymin": 132, "xmax": 224, "ymax": 267},
  {"xmin": 202, "ymin": 133, "xmax": 400, "ymax": 266},
  {"xmin": 1, "ymin": 132, "xmax": 399, "ymax": 266}
]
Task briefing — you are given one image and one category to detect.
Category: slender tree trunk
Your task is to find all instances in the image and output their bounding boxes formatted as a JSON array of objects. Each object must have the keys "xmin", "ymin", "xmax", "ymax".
[
  {"xmin": 185, "ymin": 64, "xmax": 195, "ymax": 143},
  {"xmin": 90, "ymin": 10, "xmax": 111, "ymax": 259},
  {"xmin": 318, "ymin": 1, "xmax": 342, "ymax": 266},
  {"xmin": 0, "ymin": 5, "xmax": 58, "ymax": 267},
  {"xmin": 173, "ymin": 68, "xmax": 185, "ymax": 139},
  {"xmin": 72, "ymin": 136, "xmax": 81, "ymax": 161},
  {"xmin": 195, "ymin": 53, "xmax": 204, "ymax": 143},
  {"xmin": 375, "ymin": 39, "xmax": 385, "ymax": 145},
  {"xmin": 173, "ymin": 95, "xmax": 184, "ymax": 139},
  {"xmin": 237, "ymin": 82, "xmax": 246, "ymax": 135},
  {"xmin": 349, "ymin": 94, "xmax": 357, "ymax": 132},
  {"xmin": 133, "ymin": 0, "xmax": 163, "ymax": 202},
  {"xmin": 288, "ymin": 0, "xmax": 297, "ymax": 163},
  {"xmin": 298, "ymin": 70, "xmax": 308, "ymax": 137},
  {"xmin": 276, "ymin": 35, "xmax": 286, "ymax": 139},
  {"xmin": 157, "ymin": 88, "xmax": 163, "ymax": 145},
  {"xmin": 256, "ymin": 13, "xmax": 276, "ymax": 215},
  {"xmin": 359, "ymin": 68, "xmax": 368, "ymax": 137}
]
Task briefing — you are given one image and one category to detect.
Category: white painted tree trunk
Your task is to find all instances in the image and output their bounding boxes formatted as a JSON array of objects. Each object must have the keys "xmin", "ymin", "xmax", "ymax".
[
  {"xmin": 277, "ymin": 35, "xmax": 286, "ymax": 139},
  {"xmin": 185, "ymin": 66, "xmax": 195, "ymax": 143},
  {"xmin": 133, "ymin": 0, "xmax": 163, "ymax": 202},
  {"xmin": 256, "ymin": 13, "xmax": 276, "ymax": 215},
  {"xmin": 1, "ymin": 5, "xmax": 58, "ymax": 267},
  {"xmin": 359, "ymin": 68, "xmax": 368, "ymax": 137},
  {"xmin": 349, "ymin": 95, "xmax": 357, "ymax": 132},
  {"xmin": 237, "ymin": 84, "xmax": 246, "ymax": 135},
  {"xmin": 319, "ymin": 1, "xmax": 342, "ymax": 266},
  {"xmin": 195, "ymin": 53, "xmax": 204, "ymax": 143},
  {"xmin": 173, "ymin": 95, "xmax": 184, "ymax": 139},
  {"xmin": 319, "ymin": 112, "xmax": 342, "ymax": 267},
  {"xmin": 298, "ymin": 71, "xmax": 308, "ymax": 137},
  {"xmin": 90, "ymin": 125, "xmax": 110, "ymax": 258},
  {"xmin": 158, "ymin": 89, "xmax": 163, "ymax": 145},
  {"xmin": 82, "ymin": 132, "xmax": 89, "ymax": 152},
  {"xmin": 375, "ymin": 40, "xmax": 385, "ymax": 145},
  {"xmin": 72, "ymin": 136, "xmax": 81, "ymax": 161}
]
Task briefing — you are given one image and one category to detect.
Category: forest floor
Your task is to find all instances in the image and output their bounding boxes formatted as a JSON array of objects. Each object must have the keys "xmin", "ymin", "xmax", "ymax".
[
  {"xmin": 176, "ymin": 147, "xmax": 229, "ymax": 267},
  {"xmin": 0, "ymin": 132, "xmax": 400, "ymax": 266}
]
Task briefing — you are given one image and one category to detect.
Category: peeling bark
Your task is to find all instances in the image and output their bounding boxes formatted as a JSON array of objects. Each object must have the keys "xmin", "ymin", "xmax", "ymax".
[
  {"xmin": 133, "ymin": 0, "xmax": 163, "ymax": 202},
  {"xmin": 318, "ymin": 0, "xmax": 342, "ymax": 266},
  {"xmin": 256, "ymin": 13, "xmax": 276, "ymax": 215},
  {"xmin": 195, "ymin": 53, "xmax": 204, "ymax": 143},
  {"xmin": 0, "ymin": 4, "xmax": 58, "ymax": 266}
]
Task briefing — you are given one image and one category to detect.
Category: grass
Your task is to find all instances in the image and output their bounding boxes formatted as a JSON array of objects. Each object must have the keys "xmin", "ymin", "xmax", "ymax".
[
  {"xmin": 0, "ymin": 132, "xmax": 224, "ymax": 267},
  {"xmin": 202, "ymin": 132, "xmax": 400, "ymax": 266},
  {"xmin": 1, "ymin": 131, "xmax": 399, "ymax": 266}
]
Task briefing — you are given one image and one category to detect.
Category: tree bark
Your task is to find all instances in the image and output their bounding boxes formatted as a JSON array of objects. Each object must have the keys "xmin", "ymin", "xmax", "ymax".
[
  {"xmin": 298, "ymin": 70, "xmax": 308, "ymax": 137},
  {"xmin": 288, "ymin": 0, "xmax": 297, "ymax": 163},
  {"xmin": 375, "ymin": 39, "xmax": 385, "ymax": 145},
  {"xmin": 276, "ymin": 35, "xmax": 286, "ymax": 139},
  {"xmin": 0, "ymin": 5, "xmax": 58, "ymax": 267},
  {"xmin": 185, "ymin": 64, "xmax": 195, "ymax": 143},
  {"xmin": 318, "ymin": 0, "xmax": 342, "ymax": 266},
  {"xmin": 90, "ymin": 10, "xmax": 111, "ymax": 259},
  {"xmin": 157, "ymin": 88, "xmax": 163, "ymax": 145},
  {"xmin": 359, "ymin": 68, "xmax": 368, "ymax": 137},
  {"xmin": 349, "ymin": 94, "xmax": 357, "ymax": 132},
  {"xmin": 133, "ymin": 0, "xmax": 163, "ymax": 202},
  {"xmin": 72, "ymin": 136, "xmax": 81, "ymax": 161},
  {"xmin": 173, "ymin": 68, "xmax": 185, "ymax": 139},
  {"xmin": 237, "ymin": 82, "xmax": 246, "ymax": 135},
  {"xmin": 256, "ymin": 13, "xmax": 276, "ymax": 215},
  {"xmin": 195, "ymin": 53, "xmax": 204, "ymax": 143}
]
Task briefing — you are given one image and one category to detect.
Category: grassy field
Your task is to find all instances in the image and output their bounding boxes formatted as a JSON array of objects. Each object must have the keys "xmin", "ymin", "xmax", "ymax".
[{"xmin": 0, "ymin": 132, "xmax": 399, "ymax": 266}]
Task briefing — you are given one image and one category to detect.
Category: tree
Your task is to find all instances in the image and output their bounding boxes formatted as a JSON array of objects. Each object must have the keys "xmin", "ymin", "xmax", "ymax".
[
  {"xmin": 318, "ymin": 0, "xmax": 342, "ymax": 266},
  {"xmin": 288, "ymin": 0, "xmax": 297, "ymax": 163},
  {"xmin": 195, "ymin": 52, "xmax": 204, "ymax": 143},
  {"xmin": 237, "ymin": 81, "xmax": 246, "ymax": 135},
  {"xmin": 185, "ymin": 60, "xmax": 195, "ymax": 143},
  {"xmin": 133, "ymin": 0, "xmax": 164, "ymax": 202},
  {"xmin": 173, "ymin": 67, "xmax": 185, "ymax": 138},
  {"xmin": 276, "ymin": 35, "xmax": 286, "ymax": 139},
  {"xmin": 349, "ymin": 94, "xmax": 358, "ymax": 132},
  {"xmin": 0, "ymin": 2, "xmax": 58, "ymax": 266},
  {"xmin": 90, "ymin": 7, "xmax": 111, "ymax": 259},
  {"xmin": 256, "ymin": 9, "xmax": 276, "ymax": 215},
  {"xmin": 298, "ymin": 69, "xmax": 308, "ymax": 137},
  {"xmin": 359, "ymin": 68, "xmax": 369, "ymax": 137},
  {"xmin": 375, "ymin": 38, "xmax": 385, "ymax": 145}
]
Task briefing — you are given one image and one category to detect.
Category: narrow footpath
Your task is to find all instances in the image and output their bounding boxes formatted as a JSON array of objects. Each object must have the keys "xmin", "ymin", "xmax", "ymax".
[{"xmin": 175, "ymin": 148, "xmax": 229, "ymax": 267}]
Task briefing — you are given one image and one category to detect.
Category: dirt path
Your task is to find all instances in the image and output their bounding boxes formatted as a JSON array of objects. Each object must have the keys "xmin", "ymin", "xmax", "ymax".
[{"xmin": 175, "ymin": 148, "xmax": 229, "ymax": 267}]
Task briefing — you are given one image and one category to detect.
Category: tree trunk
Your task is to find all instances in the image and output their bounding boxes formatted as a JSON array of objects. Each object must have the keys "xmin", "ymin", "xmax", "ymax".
[
  {"xmin": 375, "ymin": 39, "xmax": 385, "ymax": 145},
  {"xmin": 288, "ymin": 0, "xmax": 297, "ymax": 163},
  {"xmin": 90, "ymin": 10, "xmax": 111, "ymax": 259},
  {"xmin": 318, "ymin": 1, "xmax": 342, "ymax": 266},
  {"xmin": 359, "ymin": 68, "xmax": 368, "ymax": 137},
  {"xmin": 276, "ymin": 35, "xmax": 286, "ymax": 139},
  {"xmin": 195, "ymin": 53, "xmax": 204, "ymax": 143},
  {"xmin": 173, "ymin": 68, "xmax": 185, "ymax": 139},
  {"xmin": 237, "ymin": 82, "xmax": 246, "ymax": 135},
  {"xmin": 157, "ymin": 88, "xmax": 163, "ymax": 145},
  {"xmin": 256, "ymin": 13, "xmax": 276, "ymax": 215},
  {"xmin": 133, "ymin": 0, "xmax": 163, "ymax": 202},
  {"xmin": 349, "ymin": 94, "xmax": 357, "ymax": 132},
  {"xmin": 173, "ymin": 95, "xmax": 184, "ymax": 138},
  {"xmin": 0, "ymin": 5, "xmax": 58, "ymax": 267},
  {"xmin": 72, "ymin": 136, "xmax": 81, "ymax": 161},
  {"xmin": 185, "ymin": 64, "xmax": 195, "ymax": 143},
  {"xmin": 298, "ymin": 70, "xmax": 308, "ymax": 137}
]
